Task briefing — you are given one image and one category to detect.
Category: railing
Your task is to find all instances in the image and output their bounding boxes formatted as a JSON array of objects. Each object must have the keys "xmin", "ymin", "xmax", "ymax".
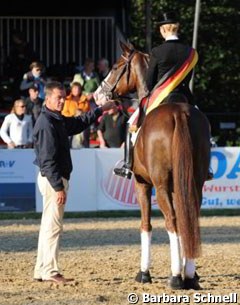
[
  {"xmin": 206, "ymin": 112, "xmax": 240, "ymax": 146},
  {"xmin": 0, "ymin": 16, "xmax": 116, "ymax": 75}
]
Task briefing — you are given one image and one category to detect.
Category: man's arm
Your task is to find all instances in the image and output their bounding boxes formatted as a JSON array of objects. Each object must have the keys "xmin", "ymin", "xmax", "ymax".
[{"xmin": 64, "ymin": 101, "xmax": 115, "ymax": 136}]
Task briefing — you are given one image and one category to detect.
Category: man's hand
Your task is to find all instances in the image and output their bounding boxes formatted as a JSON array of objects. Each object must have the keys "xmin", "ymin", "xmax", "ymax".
[
  {"xmin": 8, "ymin": 142, "xmax": 15, "ymax": 149},
  {"xmin": 56, "ymin": 190, "xmax": 67, "ymax": 205},
  {"xmin": 99, "ymin": 139, "xmax": 107, "ymax": 148}
]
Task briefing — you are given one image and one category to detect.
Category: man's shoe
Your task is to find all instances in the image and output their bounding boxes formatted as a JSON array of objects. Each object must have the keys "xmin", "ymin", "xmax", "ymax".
[
  {"xmin": 113, "ymin": 166, "xmax": 132, "ymax": 179},
  {"xmin": 43, "ymin": 273, "xmax": 73, "ymax": 284}
]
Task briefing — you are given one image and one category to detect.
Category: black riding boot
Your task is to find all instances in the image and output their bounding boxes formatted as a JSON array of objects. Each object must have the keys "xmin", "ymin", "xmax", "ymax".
[{"xmin": 113, "ymin": 126, "xmax": 133, "ymax": 179}]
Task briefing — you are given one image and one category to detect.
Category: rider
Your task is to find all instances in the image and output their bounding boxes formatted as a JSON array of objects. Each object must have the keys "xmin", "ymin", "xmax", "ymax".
[{"xmin": 114, "ymin": 11, "xmax": 213, "ymax": 180}]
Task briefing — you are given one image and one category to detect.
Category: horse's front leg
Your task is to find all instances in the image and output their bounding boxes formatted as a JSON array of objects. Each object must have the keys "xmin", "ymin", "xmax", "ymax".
[{"xmin": 134, "ymin": 177, "xmax": 152, "ymax": 283}]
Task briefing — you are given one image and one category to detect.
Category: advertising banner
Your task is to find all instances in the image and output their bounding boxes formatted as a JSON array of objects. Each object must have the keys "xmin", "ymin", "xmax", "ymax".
[
  {"xmin": 203, "ymin": 147, "xmax": 240, "ymax": 208},
  {"xmin": 96, "ymin": 148, "xmax": 240, "ymax": 210},
  {"xmin": 1, "ymin": 147, "xmax": 240, "ymax": 212},
  {"xmin": 0, "ymin": 149, "xmax": 35, "ymax": 211}
]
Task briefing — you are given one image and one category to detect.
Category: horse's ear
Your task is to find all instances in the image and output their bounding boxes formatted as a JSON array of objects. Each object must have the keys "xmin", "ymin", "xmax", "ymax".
[
  {"xmin": 126, "ymin": 40, "xmax": 135, "ymax": 50},
  {"xmin": 119, "ymin": 40, "xmax": 128, "ymax": 52},
  {"xmin": 119, "ymin": 40, "xmax": 134, "ymax": 53}
]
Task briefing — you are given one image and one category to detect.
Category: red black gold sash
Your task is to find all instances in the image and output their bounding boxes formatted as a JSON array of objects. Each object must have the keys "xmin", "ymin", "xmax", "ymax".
[
  {"xmin": 129, "ymin": 48, "xmax": 198, "ymax": 129},
  {"xmin": 146, "ymin": 47, "xmax": 198, "ymax": 114}
]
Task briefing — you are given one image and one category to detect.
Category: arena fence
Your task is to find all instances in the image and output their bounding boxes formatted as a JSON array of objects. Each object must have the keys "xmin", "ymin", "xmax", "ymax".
[
  {"xmin": 0, "ymin": 148, "xmax": 240, "ymax": 212},
  {"xmin": 206, "ymin": 113, "xmax": 240, "ymax": 146}
]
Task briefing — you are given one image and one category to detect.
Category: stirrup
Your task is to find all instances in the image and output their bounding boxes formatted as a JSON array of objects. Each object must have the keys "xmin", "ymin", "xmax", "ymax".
[{"xmin": 113, "ymin": 166, "xmax": 132, "ymax": 179}]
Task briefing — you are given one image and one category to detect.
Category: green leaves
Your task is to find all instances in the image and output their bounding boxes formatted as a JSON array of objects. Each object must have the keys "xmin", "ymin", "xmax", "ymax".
[{"xmin": 128, "ymin": 0, "xmax": 240, "ymax": 113}]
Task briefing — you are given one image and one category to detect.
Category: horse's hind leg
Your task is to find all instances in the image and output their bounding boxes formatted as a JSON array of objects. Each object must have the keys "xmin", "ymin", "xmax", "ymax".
[
  {"xmin": 182, "ymin": 258, "xmax": 201, "ymax": 290},
  {"xmin": 155, "ymin": 186, "xmax": 184, "ymax": 289},
  {"xmin": 168, "ymin": 232, "xmax": 183, "ymax": 275},
  {"xmin": 134, "ymin": 178, "xmax": 152, "ymax": 284},
  {"xmin": 181, "ymin": 186, "xmax": 202, "ymax": 290}
]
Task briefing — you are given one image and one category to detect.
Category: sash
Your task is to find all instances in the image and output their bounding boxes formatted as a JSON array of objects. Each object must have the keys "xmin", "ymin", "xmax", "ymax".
[
  {"xmin": 128, "ymin": 48, "xmax": 198, "ymax": 127},
  {"xmin": 146, "ymin": 47, "xmax": 198, "ymax": 114}
]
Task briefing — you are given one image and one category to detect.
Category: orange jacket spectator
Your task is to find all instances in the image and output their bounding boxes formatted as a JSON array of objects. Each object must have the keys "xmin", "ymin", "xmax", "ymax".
[{"xmin": 62, "ymin": 82, "xmax": 90, "ymax": 117}]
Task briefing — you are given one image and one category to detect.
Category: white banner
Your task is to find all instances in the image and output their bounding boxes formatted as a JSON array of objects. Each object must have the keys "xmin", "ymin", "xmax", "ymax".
[
  {"xmin": 203, "ymin": 147, "xmax": 240, "ymax": 208},
  {"xmin": 36, "ymin": 149, "xmax": 97, "ymax": 212},
  {"xmin": 95, "ymin": 147, "xmax": 240, "ymax": 210},
  {"xmin": 96, "ymin": 149, "xmax": 138, "ymax": 210},
  {"xmin": 0, "ymin": 149, "xmax": 35, "ymax": 182},
  {"xmin": 1, "ymin": 147, "xmax": 239, "ymax": 211}
]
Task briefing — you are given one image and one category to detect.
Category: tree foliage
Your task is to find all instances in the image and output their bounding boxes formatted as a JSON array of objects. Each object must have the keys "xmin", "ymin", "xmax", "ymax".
[{"xmin": 128, "ymin": 0, "xmax": 240, "ymax": 114}]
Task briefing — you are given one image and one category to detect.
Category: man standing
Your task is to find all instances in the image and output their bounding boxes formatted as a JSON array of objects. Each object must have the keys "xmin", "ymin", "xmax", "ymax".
[
  {"xmin": 97, "ymin": 58, "xmax": 110, "ymax": 82},
  {"xmin": 97, "ymin": 105, "xmax": 128, "ymax": 148},
  {"xmin": 25, "ymin": 84, "xmax": 43, "ymax": 126},
  {"xmin": 33, "ymin": 81, "xmax": 114, "ymax": 283}
]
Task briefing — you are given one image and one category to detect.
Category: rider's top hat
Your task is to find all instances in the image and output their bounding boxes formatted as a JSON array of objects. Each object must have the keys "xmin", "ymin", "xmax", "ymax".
[{"xmin": 158, "ymin": 11, "xmax": 179, "ymax": 26}]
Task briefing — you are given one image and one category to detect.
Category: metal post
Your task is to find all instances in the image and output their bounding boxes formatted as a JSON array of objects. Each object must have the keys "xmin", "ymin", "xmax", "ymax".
[
  {"xmin": 190, "ymin": 0, "xmax": 201, "ymax": 92},
  {"xmin": 145, "ymin": 0, "xmax": 152, "ymax": 53}
]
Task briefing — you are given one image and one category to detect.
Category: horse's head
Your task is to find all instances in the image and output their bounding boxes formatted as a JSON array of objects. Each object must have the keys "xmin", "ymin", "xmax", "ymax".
[{"xmin": 94, "ymin": 41, "xmax": 149, "ymax": 105}]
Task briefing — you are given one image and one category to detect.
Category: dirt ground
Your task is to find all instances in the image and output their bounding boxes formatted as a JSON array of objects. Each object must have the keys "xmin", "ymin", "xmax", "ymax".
[{"xmin": 0, "ymin": 216, "xmax": 239, "ymax": 305}]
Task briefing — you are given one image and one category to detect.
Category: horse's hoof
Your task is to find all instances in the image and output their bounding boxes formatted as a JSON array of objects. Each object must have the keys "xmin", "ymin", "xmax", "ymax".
[
  {"xmin": 195, "ymin": 271, "xmax": 200, "ymax": 280},
  {"xmin": 184, "ymin": 276, "xmax": 202, "ymax": 290},
  {"xmin": 168, "ymin": 275, "xmax": 184, "ymax": 290},
  {"xmin": 135, "ymin": 270, "xmax": 152, "ymax": 283}
]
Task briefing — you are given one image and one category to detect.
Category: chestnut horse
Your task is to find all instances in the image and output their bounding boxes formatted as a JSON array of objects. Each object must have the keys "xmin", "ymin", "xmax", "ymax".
[{"xmin": 94, "ymin": 41, "xmax": 211, "ymax": 289}]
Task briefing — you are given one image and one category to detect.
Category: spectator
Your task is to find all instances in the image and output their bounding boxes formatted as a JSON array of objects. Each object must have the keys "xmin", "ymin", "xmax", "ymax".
[
  {"xmin": 33, "ymin": 81, "xmax": 115, "ymax": 283},
  {"xmin": 62, "ymin": 82, "xmax": 90, "ymax": 117},
  {"xmin": 72, "ymin": 58, "xmax": 100, "ymax": 96},
  {"xmin": 97, "ymin": 58, "xmax": 110, "ymax": 81},
  {"xmin": 25, "ymin": 84, "xmax": 44, "ymax": 126},
  {"xmin": 0, "ymin": 99, "xmax": 33, "ymax": 148},
  {"xmin": 62, "ymin": 82, "xmax": 90, "ymax": 148},
  {"xmin": 71, "ymin": 58, "xmax": 100, "ymax": 147},
  {"xmin": 97, "ymin": 105, "xmax": 128, "ymax": 148},
  {"xmin": 20, "ymin": 61, "xmax": 46, "ymax": 100}
]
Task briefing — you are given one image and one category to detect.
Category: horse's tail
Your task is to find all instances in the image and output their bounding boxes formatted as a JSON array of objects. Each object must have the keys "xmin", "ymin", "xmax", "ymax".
[{"xmin": 172, "ymin": 110, "xmax": 201, "ymax": 259}]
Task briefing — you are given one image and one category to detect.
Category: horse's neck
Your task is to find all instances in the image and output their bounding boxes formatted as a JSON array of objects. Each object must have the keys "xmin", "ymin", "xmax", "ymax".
[
  {"xmin": 135, "ymin": 60, "xmax": 149, "ymax": 101},
  {"xmin": 137, "ymin": 83, "xmax": 149, "ymax": 101}
]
